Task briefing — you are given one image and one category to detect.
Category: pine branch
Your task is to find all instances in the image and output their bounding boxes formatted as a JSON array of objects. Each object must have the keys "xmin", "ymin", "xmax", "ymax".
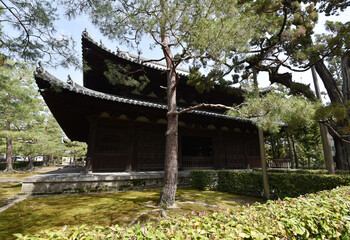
[
  {"xmin": 0, "ymin": 0, "xmax": 30, "ymax": 54},
  {"xmin": 177, "ymin": 103, "xmax": 233, "ymax": 115}
]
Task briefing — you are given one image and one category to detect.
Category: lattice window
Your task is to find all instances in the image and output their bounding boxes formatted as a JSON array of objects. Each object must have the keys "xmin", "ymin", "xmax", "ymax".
[{"xmin": 98, "ymin": 134, "xmax": 123, "ymax": 153}]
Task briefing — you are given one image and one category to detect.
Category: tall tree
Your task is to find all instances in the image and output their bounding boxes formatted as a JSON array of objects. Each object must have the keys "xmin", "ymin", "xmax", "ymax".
[
  {"xmin": 278, "ymin": 3, "xmax": 350, "ymax": 169},
  {"xmin": 193, "ymin": 0, "xmax": 349, "ymax": 170},
  {"xmin": 0, "ymin": 60, "xmax": 43, "ymax": 172},
  {"xmin": 60, "ymin": 0, "xmax": 261, "ymax": 207}
]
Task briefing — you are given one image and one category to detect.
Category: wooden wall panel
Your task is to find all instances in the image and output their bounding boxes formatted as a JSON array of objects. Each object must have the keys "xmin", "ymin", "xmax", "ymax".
[
  {"xmin": 224, "ymin": 135, "xmax": 246, "ymax": 169},
  {"xmin": 213, "ymin": 135, "xmax": 226, "ymax": 169},
  {"xmin": 136, "ymin": 127, "xmax": 165, "ymax": 170}
]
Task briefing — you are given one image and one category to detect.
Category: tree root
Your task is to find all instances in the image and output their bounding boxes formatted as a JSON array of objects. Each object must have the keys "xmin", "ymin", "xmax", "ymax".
[
  {"xmin": 2, "ymin": 169, "xmax": 18, "ymax": 173},
  {"xmin": 128, "ymin": 208, "xmax": 163, "ymax": 227},
  {"xmin": 127, "ymin": 201, "xmax": 217, "ymax": 226},
  {"xmin": 161, "ymin": 210, "xmax": 170, "ymax": 219},
  {"xmin": 131, "ymin": 204, "xmax": 158, "ymax": 211}
]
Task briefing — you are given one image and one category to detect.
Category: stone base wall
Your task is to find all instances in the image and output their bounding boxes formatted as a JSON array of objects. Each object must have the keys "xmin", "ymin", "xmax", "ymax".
[{"xmin": 21, "ymin": 171, "xmax": 190, "ymax": 195}]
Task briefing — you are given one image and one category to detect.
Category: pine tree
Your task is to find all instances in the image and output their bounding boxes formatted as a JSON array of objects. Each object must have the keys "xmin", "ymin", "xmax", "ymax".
[
  {"xmin": 0, "ymin": 60, "xmax": 42, "ymax": 172},
  {"xmin": 59, "ymin": 0, "xmax": 261, "ymax": 207}
]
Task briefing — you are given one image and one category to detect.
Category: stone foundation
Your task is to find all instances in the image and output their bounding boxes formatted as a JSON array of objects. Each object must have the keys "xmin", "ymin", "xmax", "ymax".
[{"xmin": 21, "ymin": 171, "xmax": 191, "ymax": 195}]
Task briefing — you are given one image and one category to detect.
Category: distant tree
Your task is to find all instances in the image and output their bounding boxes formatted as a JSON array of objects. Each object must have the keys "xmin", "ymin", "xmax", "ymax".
[
  {"xmin": 0, "ymin": 0, "xmax": 78, "ymax": 67},
  {"xmin": 0, "ymin": 60, "xmax": 43, "ymax": 172},
  {"xmin": 38, "ymin": 112, "xmax": 66, "ymax": 166},
  {"xmin": 64, "ymin": 139, "xmax": 87, "ymax": 166},
  {"xmin": 293, "ymin": 123, "xmax": 324, "ymax": 169}
]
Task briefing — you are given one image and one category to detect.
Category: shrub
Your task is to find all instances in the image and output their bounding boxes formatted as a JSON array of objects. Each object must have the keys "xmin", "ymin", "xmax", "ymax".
[
  {"xmin": 190, "ymin": 170, "xmax": 216, "ymax": 190},
  {"xmin": 253, "ymin": 168, "xmax": 350, "ymax": 175},
  {"xmin": 191, "ymin": 170, "xmax": 350, "ymax": 199},
  {"xmin": 16, "ymin": 186, "xmax": 350, "ymax": 239},
  {"xmin": 0, "ymin": 161, "xmax": 43, "ymax": 171}
]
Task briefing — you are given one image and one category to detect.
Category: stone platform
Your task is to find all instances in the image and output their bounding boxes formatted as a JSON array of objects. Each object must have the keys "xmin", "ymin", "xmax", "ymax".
[{"xmin": 21, "ymin": 167, "xmax": 191, "ymax": 195}]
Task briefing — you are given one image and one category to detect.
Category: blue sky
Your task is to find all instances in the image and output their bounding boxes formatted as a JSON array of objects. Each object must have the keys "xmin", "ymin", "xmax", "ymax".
[{"xmin": 48, "ymin": 7, "xmax": 350, "ymax": 103}]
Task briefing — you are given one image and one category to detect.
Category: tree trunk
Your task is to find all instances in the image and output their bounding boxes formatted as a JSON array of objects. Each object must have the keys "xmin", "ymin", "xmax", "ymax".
[
  {"xmin": 314, "ymin": 58, "xmax": 350, "ymax": 170},
  {"xmin": 291, "ymin": 135, "xmax": 299, "ymax": 169},
  {"xmin": 50, "ymin": 154, "xmax": 54, "ymax": 165},
  {"xmin": 5, "ymin": 137, "xmax": 14, "ymax": 172},
  {"xmin": 253, "ymin": 67, "xmax": 270, "ymax": 200},
  {"xmin": 334, "ymin": 138, "xmax": 350, "ymax": 170},
  {"xmin": 286, "ymin": 131, "xmax": 295, "ymax": 168},
  {"xmin": 27, "ymin": 156, "xmax": 34, "ymax": 170},
  {"xmin": 43, "ymin": 155, "xmax": 49, "ymax": 166},
  {"xmin": 258, "ymin": 128, "xmax": 270, "ymax": 199},
  {"xmin": 314, "ymin": 60, "xmax": 343, "ymax": 103},
  {"xmin": 334, "ymin": 55, "xmax": 350, "ymax": 170},
  {"xmin": 311, "ymin": 66, "xmax": 335, "ymax": 174},
  {"xmin": 341, "ymin": 54, "xmax": 350, "ymax": 101},
  {"xmin": 159, "ymin": 31, "xmax": 179, "ymax": 208}
]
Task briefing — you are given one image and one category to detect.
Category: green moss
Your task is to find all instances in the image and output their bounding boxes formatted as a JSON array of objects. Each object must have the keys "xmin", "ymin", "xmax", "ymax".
[
  {"xmin": 0, "ymin": 167, "xmax": 58, "ymax": 179},
  {"xmin": 0, "ymin": 173, "xmax": 40, "ymax": 179},
  {"xmin": 18, "ymin": 186, "xmax": 350, "ymax": 240},
  {"xmin": 0, "ymin": 183, "xmax": 22, "ymax": 208},
  {"xmin": 0, "ymin": 188, "xmax": 260, "ymax": 239}
]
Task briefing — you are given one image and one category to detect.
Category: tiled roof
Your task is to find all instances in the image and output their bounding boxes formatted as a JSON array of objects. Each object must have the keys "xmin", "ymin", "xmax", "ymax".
[
  {"xmin": 82, "ymin": 30, "xmax": 271, "ymax": 94},
  {"xmin": 82, "ymin": 30, "xmax": 189, "ymax": 77},
  {"xmin": 35, "ymin": 67, "xmax": 253, "ymax": 123}
]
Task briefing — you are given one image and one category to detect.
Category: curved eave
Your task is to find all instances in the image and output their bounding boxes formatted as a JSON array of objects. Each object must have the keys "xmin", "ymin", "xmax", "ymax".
[
  {"xmin": 82, "ymin": 30, "xmax": 189, "ymax": 77},
  {"xmin": 35, "ymin": 67, "xmax": 253, "ymax": 124},
  {"xmin": 81, "ymin": 30, "xmax": 271, "ymax": 95}
]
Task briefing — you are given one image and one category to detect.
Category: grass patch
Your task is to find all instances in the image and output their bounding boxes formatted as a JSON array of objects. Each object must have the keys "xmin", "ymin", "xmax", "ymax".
[
  {"xmin": 0, "ymin": 167, "xmax": 57, "ymax": 179},
  {"xmin": 0, "ymin": 173, "xmax": 40, "ymax": 179},
  {"xmin": 0, "ymin": 188, "xmax": 262, "ymax": 240},
  {"xmin": 0, "ymin": 183, "xmax": 22, "ymax": 208}
]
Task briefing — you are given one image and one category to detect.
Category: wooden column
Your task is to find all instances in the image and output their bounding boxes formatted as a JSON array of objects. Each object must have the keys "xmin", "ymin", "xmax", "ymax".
[
  {"xmin": 85, "ymin": 116, "xmax": 97, "ymax": 173},
  {"xmin": 126, "ymin": 120, "xmax": 134, "ymax": 172}
]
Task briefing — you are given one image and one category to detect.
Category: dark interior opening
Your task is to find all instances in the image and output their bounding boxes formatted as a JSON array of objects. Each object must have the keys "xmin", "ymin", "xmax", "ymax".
[
  {"xmin": 182, "ymin": 136, "xmax": 213, "ymax": 169},
  {"xmin": 182, "ymin": 136, "xmax": 213, "ymax": 156}
]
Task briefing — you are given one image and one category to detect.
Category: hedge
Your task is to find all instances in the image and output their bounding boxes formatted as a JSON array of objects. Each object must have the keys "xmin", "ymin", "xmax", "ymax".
[
  {"xmin": 253, "ymin": 168, "xmax": 350, "ymax": 175},
  {"xmin": 16, "ymin": 186, "xmax": 350, "ymax": 239},
  {"xmin": 191, "ymin": 170, "xmax": 350, "ymax": 199},
  {"xmin": 0, "ymin": 161, "xmax": 43, "ymax": 171},
  {"xmin": 189, "ymin": 170, "xmax": 217, "ymax": 190}
]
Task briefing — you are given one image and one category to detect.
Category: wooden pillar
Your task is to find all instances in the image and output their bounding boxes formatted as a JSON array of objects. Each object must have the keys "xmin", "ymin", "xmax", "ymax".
[
  {"xmin": 85, "ymin": 116, "xmax": 97, "ymax": 173},
  {"xmin": 126, "ymin": 120, "xmax": 134, "ymax": 172}
]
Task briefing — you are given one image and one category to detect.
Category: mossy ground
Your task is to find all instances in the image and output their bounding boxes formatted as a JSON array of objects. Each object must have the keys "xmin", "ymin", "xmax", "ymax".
[
  {"xmin": 0, "ymin": 183, "xmax": 22, "ymax": 208},
  {"xmin": 0, "ymin": 168, "xmax": 57, "ymax": 208},
  {"xmin": 0, "ymin": 188, "xmax": 262, "ymax": 240},
  {"xmin": 0, "ymin": 167, "xmax": 58, "ymax": 179},
  {"xmin": 0, "ymin": 173, "xmax": 39, "ymax": 179}
]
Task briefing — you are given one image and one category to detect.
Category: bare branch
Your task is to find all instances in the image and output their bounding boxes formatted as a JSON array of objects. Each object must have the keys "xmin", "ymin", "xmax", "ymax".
[
  {"xmin": 177, "ymin": 103, "xmax": 233, "ymax": 115},
  {"xmin": 140, "ymin": 57, "xmax": 165, "ymax": 65}
]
